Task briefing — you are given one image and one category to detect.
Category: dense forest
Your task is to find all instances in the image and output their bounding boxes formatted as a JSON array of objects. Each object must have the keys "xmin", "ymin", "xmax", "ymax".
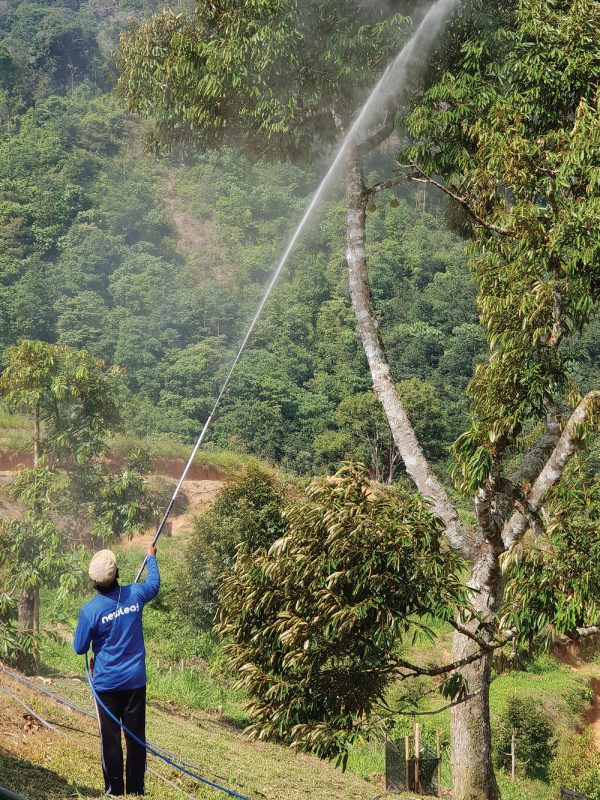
[{"xmin": 7, "ymin": 0, "xmax": 598, "ymax": 477}]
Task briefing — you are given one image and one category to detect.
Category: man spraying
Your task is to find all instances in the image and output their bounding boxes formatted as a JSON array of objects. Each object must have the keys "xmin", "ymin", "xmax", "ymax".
[{"xmin": 73, "ymin": 544, "xmax": 160, "ymax": 797}]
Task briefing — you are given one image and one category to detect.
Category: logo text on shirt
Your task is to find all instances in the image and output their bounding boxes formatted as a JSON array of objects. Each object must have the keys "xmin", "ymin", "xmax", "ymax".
[{"xmin": 101, "ymin": 603, "xmax": 140, "ymax": 625}]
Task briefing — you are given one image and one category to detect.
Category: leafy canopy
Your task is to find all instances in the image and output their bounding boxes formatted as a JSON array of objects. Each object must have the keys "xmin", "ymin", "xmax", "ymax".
[
  {"xmin": 218, "ymin": 463, "xmax": 467, "ymax": 765},
  {"xmin": 0, "ymin": 338, "xmax": 122, "ymax": 464},
  {"xmin": 118, "ymin": 0, "xmax": 417, "ymax": 156},
  {"xmin": 402, "ymin": 0, "xmax": 600, "ymax": 492}
]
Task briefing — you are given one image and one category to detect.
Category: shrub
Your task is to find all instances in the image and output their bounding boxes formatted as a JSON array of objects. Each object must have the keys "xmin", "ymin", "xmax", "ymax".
[
  {"xmin": 494, "ymin": 694, "xmax": 554, "ymax": 780},
  {"xmin": 549, "ymin": 731, "xmax": 600, "ymax": 800},
  {"xmin": 174, "ymin": 461, "xmax": 289, "ymax": 629}
]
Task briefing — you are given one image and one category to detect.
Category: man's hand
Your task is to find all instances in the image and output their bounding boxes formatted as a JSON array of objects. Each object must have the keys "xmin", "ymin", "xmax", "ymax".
[{"xmin": 146, "ymin": 544, "xmax": 157, "ymax": 557}]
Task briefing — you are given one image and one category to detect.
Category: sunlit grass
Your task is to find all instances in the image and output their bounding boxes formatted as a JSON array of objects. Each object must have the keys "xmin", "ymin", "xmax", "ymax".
[
  {"xmin": 0, "ymin": 405, "xmax": 33, "ymax": 451},
  {"xmin": 109, "ymin": 432, "xmax": 255, "ymax": 471}
]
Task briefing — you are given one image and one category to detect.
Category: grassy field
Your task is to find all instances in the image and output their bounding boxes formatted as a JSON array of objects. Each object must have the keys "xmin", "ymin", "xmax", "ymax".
[{"xmin": 0, "ymin": 405, "xmax": 253, "ymax": 473}]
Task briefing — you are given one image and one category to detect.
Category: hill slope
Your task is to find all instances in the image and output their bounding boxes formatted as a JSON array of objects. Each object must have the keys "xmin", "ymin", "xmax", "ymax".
[{"xmin": 0, "ymin": 664, "xmax": 395, "ymax": 800}]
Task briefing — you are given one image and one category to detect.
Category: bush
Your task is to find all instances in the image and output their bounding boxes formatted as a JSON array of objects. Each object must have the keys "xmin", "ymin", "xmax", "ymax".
[
  {"xmin": 494, "ymin": 694, "xmax": 554, "ymax": 780},
  {"xmin": 549, "ymin": 731, "xmax": 600, "ymax": 800},
  {"xmin": 174, "ymin": 461, "xmax": 289, "ymax": 629}
]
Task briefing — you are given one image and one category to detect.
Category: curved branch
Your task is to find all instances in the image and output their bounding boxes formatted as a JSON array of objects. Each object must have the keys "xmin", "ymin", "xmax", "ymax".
[
  {"xmin": 502, "ymin": 390, "xmax": 600, "ymax": 547},
  {"xmin": 357, "ymin": 103, "xmax": 398, "ymax": 154},
  {"xmin": 397, "ymin": 163, "xmax": 514, "ymax": 236},
  {"xmin": 344, "ymin": 149, "xmax": 472, "ymax": 558}
]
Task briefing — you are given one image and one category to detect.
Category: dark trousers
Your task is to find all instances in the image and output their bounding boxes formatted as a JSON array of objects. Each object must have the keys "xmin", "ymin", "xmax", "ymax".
[{"xmin": 96, "ymin": 685, "xmax": 147, "ymax": 796}]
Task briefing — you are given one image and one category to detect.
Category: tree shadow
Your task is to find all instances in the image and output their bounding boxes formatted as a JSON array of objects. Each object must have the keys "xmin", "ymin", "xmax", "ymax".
[{"xmin": 0, "ymin": 748, "xmax": 100, "ymax": 798}]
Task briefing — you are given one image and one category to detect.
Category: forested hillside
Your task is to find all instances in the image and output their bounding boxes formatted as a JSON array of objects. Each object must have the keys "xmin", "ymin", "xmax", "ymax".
[{"xmin": 5, "ymin": 0, "xmax": 598, "ymax": 476}]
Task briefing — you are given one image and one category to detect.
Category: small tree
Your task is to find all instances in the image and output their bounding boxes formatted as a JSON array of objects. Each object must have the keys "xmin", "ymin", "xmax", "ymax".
[
  {"xmin": 0, "ymin": 340, "xmax": 153, "ymax": 671},
  {"xmin": 218, "ymin": 463, "xmax": 471, "ymax": 766},
  {"xmin": 494, "ymin": 695, "xmax": 554, "ymax": 780},
  {"xmin": 176, "ymin": 462, "xmax": 288, "ymax": 629}
]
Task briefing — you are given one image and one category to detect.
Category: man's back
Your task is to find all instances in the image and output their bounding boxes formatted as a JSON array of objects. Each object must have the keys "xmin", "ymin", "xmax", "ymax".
[{"xmin": 73, "ymin": 555, "xmax": 160, "ymax": 692}]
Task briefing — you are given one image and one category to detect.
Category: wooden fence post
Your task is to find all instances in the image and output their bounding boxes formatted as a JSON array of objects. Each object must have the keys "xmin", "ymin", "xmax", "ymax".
[
  {"xmin": 405, "ymin": 734, "xmax": 410, "ymax": 792},
  {"xmin": 511, "ymin": 728, "xmax": 516, "ymax": 781},
  {"xmin": 436, "ymin": 729, "xmax": 441, "ymax": 797},
  {"xmin": 414, "ymin": 722, "xmax": 420, "ymax": 794}
]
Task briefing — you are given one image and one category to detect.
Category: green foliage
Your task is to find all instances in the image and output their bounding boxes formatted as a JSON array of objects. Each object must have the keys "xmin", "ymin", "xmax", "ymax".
[
  {"xmin": 93, "ymin": 450, "xmax": 158, "ymax": 542},
  {"xmin": 218, "ymin": 463, "xmax": 468, "ymax": 766},
  {"xmin": 549, "ymin": 731, "xmax": 600, "ymax": 800},
  {"xmin": 0, "ymin": 0, "xmax": 482, "ymax": 474},
  {"xmin": 0, "ymin": 338, "xmax": 121, "ymax": 464},
  {"xmin": 118, "ymin": 0, "xmax": 414, "ymax": 156},
  {"xmin": 502, "ymin": 451, "xmax": 600, "ymax": 646},
  {"xmin": 175, "ymin": 462, "xmax": 288, "ymax": 629},
  {"xmin": 0, "ymin": 340, "xmax": 154, "ymax": 664},
  {"xmin": 405, "ymin": 0, "xmax": 600, "ymax": 493},
  {"xmin": 494, "ymin": 695, "xmax": 554, "ymax": 780}
]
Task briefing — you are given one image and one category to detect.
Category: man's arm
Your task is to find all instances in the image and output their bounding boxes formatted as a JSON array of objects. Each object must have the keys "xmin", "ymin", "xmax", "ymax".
[
  {"xmin": 73, "ymin": 608, "xmax": 92, "ymax": 655},
  {"xmin": 137, "ymin": 544, "xmax": 160, "ymax": 603}
]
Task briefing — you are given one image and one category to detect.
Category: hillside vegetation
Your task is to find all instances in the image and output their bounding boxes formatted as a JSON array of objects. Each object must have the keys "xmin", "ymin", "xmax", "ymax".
[{"xmin": 1, "ymin": 0, "xmax": 597, "ymax": 478}]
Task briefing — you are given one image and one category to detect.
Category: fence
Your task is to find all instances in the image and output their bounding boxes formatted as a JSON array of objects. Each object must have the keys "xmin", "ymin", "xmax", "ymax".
[
  {"xmin": 385, "ymin": 724, "xmax": 441, "ymax": 796},
  {"xmin": 561, "ymin": 790, "xmax": 593, "ymax": 800}
]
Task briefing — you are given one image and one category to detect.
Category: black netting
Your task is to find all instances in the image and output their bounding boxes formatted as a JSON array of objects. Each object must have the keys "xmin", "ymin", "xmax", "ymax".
[
  {"xmin": 561, "ymin": 790, "xmax": 593, "ymax": 800},
  {"xmin": 385, "ymin": 739, "xmax": 440, "ymax": 796}
]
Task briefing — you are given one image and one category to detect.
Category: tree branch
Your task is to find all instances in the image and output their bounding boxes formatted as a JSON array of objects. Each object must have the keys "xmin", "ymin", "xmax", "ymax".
[
  {"xmin": 400, "ymin": 689, "xmax": 483, "ymax": 717},
  {"xmin": 396, "ymin": 163, "xmax": 514, "ymax": 236},
  {"xmin": 357, "ymin": 103, "xmax": 398, "ymax": 154},
  {"xmin": 365, "ymin": 175, "xmax": 406, "ymax": 197},
  {"xmin": 448, "ymin": 618, "xmax": 514, "ymax": 652},
  {"xmin": 390, "ymin": 647, "xmax": 486, "ymax": 679},
  {"xmin": 509, "ymin": 403, "xmax": 562, "ymax": 489},
  {"xmin": 574, "ymin": 623, "xmax": 600, "ymax": 639},
  {"xmin": 502, "ymin": 391, "xmax": 600, "ymax": 547}
]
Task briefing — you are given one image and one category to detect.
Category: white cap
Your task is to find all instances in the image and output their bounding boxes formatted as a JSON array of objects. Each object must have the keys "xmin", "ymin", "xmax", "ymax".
[{"xmin": 89, "ymin": 549, "xmax": 117, "ymax": 587}]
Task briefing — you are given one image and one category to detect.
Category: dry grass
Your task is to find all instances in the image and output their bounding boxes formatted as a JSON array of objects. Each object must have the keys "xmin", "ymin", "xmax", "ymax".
[{"xmin": 0, "ymin": 667, "xmax": 392, "ymax": 800}]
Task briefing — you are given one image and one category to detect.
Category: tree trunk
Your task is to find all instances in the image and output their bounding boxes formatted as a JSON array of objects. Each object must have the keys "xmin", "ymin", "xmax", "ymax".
[
  {"xmin": 450, "ymin": 552, "xmax": 502, "ymax": 800},
  {"xmin": 344, "ymin": 149, "xmax": 500, "ymax": 799},
  {"xmin": 17, "ymin": 587, "xmax": 40, "ymax": 674},
  {"xmin": 344, "ymin": 149, "xmax": 470, "ymax": 558},
  {"xmin": 17, "ymin": 403, "xmax": 42, "ymax": 674},
  {"xmin": 34, "ymin": 404, "xmax": 40, "ymax": 468}
]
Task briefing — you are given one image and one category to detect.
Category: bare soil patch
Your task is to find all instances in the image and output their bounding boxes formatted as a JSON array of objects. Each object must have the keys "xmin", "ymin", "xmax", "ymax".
[{"xmin": 121, "ymin": 478, "xmax": 223, "ymax": 549}]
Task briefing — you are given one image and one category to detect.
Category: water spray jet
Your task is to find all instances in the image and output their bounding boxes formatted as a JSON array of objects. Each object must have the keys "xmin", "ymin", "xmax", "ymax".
[{"xmin": 135, "ymin": 0, "xmax": 455, "ymax": 581}]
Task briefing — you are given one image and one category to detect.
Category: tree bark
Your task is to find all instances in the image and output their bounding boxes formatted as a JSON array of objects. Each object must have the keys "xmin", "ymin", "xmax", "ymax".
[
  {"xmin": 450, "ymin": 553, "xmax": 502, "ymax": 800},
  {"xmin": 344, "ymin": 150, "xmax": 472, "ymax": 558},
  {"xmin": 16, "ymin": 403, "xmax": 42, "ymax": 674},
  {"xmin": 503, "ymin": 390, "xmax": 600, "ymax": 547},
  {"xmin": 17, "ymin": 587, "xmax": 40, "ymax": 674}
]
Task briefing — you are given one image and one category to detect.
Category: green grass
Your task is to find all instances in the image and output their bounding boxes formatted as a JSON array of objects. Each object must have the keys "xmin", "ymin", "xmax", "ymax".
[
  {"xmin": 496, "ymin": 772, "xmax": 555, "ymax": 800},
  {"xmin": 0, "ymin": 406, "xmax": 33, "ymax": 452},
  {"xmin": 0, "ymin": 674, "xmax": 383, "ymax": 800},
  {"xmin": 489, "ymin": 654, "xmax": 592, "ymax": 731},
  {"xmin": 109, "ymin": 432, "xmax": 256, "ymax": 472}
]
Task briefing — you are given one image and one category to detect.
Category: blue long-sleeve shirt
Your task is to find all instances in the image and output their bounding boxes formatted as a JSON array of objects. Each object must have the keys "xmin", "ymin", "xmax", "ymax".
[{"xmin": 73, "ymin": 556, "xmax": 160, "ymax": 692}]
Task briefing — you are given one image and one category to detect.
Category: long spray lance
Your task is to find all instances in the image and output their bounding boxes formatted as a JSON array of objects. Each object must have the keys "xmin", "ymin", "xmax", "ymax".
[{"xmin": 134, "ymin": 0, "xmax": 454, "ymax": 582}]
